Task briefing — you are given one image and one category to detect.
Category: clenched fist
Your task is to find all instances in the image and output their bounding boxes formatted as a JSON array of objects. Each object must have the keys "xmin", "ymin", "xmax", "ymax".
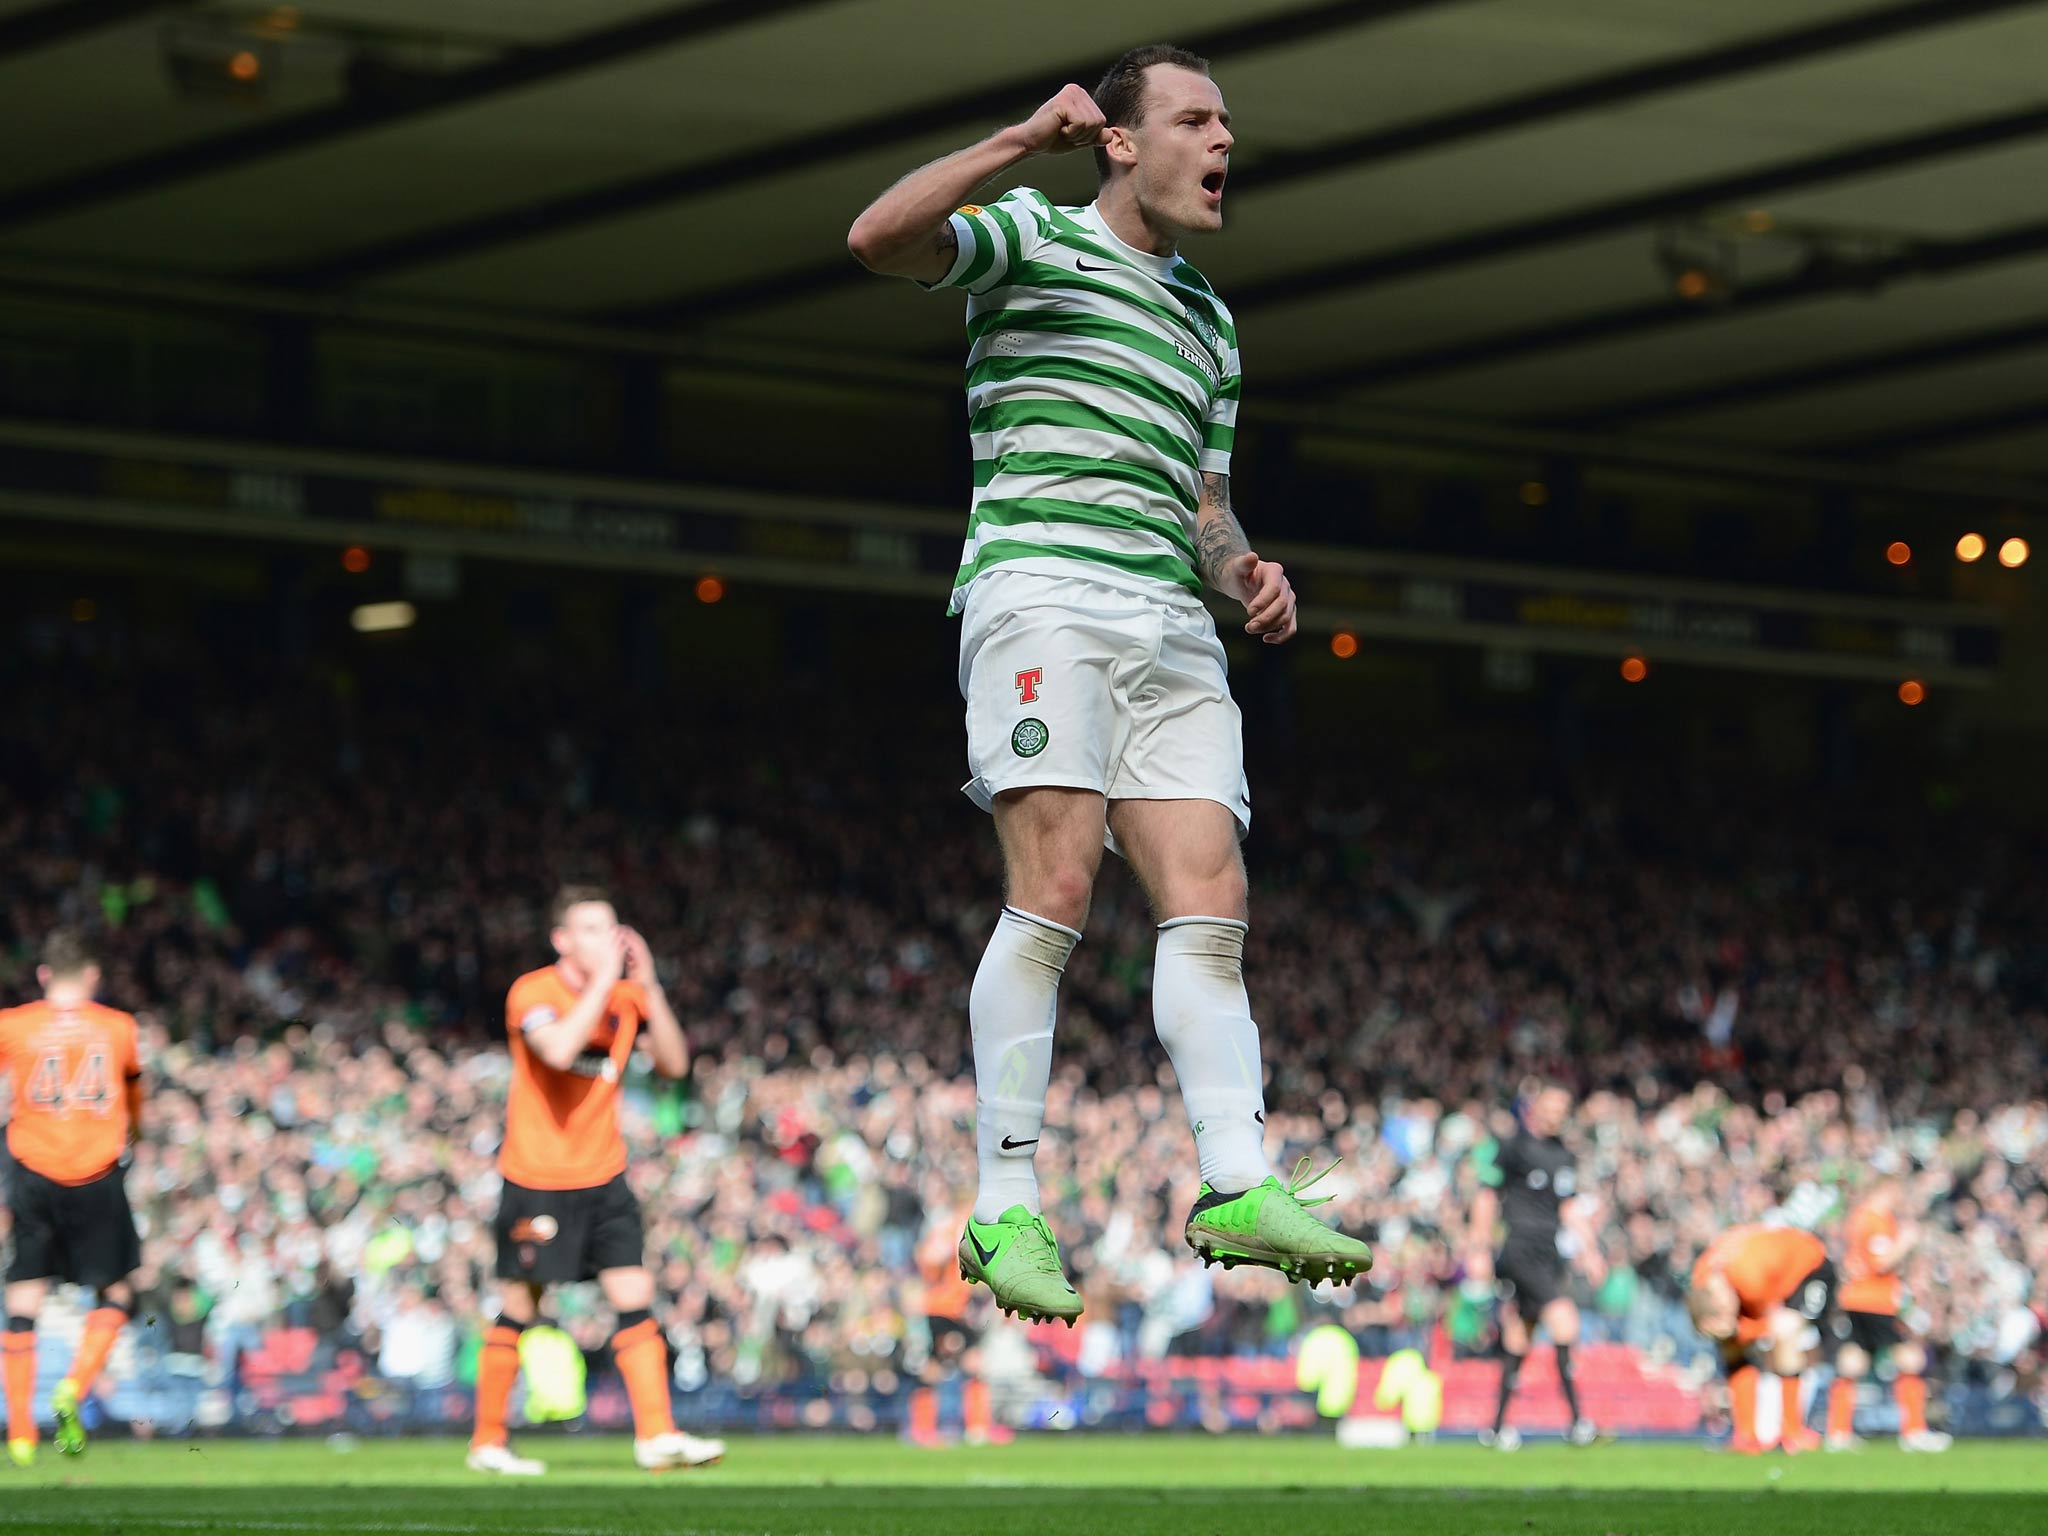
[{"xmin": 1012, "ymin": 83, "xmax": 1108, "ymax": 156}]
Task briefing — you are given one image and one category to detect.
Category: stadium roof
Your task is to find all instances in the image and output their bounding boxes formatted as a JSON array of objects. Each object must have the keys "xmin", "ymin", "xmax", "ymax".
[{"xmin": 7, "ymin": 0, "xmax": 2048, "ymax": 482}]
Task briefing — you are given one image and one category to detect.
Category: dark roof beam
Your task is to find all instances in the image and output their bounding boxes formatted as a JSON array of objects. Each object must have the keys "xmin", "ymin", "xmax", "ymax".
[
  {"xmin": 1564, "ymin": 314, "xmax": 2048, "ymax": 427},
  {"xmin": 614, "ymin": 0, "xmax": 2039, "ymax": 328},
  {"xmin": 1279, "ymin": 213, "xmax": 2048, "ymax": 395},
  {"xmin": 270, "ymin": 0, "xmax": 1460, "ymax": 288},
  {"xmin": 0, "ymin": 0, "xmax": 840, "ymax": 235},
  {"xmin": 0, "ymin": 0, "xmax": 186, "ymax": 61}
]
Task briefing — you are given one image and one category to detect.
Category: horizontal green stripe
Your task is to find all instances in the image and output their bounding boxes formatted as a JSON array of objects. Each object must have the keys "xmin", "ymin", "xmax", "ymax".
[
  {"xmin": 973, "ymin": 450, "xmax": 1197, "ymax": 513},
  {"xmin": 1015, "ymin": 260, "xmax": 1220, "ymax": 355},
  {"xmin": 970, "ymin": 398, "xmax": 1200, "ymax": 469},
  {"xmin": 970, "ymin": 495, "xmax": 1198, "ymax": 563},
  {"xmin": 967, "ymin": 354, "xmax": 1205, "ymax": 430},
  {"xmin": 967, "ymin": 309, "xmax": 1216, "ymax": 393},
  {"xmin": 1202, "ymin": 422, "xmax": 1235, "ymax": 454},
  {"xmin": 953, "ymin": 538, "xmax": 1202, "ymax": 595}
]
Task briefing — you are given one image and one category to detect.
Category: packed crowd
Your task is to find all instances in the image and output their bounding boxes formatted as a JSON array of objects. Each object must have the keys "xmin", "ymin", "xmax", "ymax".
[{"xmin": 0, "ymin": 642, "xmax": 2044, "ymax": 1416}]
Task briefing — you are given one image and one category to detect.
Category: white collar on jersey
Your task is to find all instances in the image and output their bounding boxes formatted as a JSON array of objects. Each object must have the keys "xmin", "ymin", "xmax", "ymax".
[{"xmin": 1079, "ymin": 202, "xmax": 1183, "ymax": 279}]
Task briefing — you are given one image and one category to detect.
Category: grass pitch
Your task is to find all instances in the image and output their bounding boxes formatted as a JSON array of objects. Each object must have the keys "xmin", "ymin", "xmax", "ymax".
[{"xmin": 3, "ymin": 1434, "xmax": 2041, "ymax": 1535}]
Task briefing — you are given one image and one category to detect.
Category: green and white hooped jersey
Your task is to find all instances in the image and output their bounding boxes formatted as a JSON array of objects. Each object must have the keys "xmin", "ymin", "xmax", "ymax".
[{"xmin": 929, "ymin": 187, "xmax": 1240, "ymax": 614}]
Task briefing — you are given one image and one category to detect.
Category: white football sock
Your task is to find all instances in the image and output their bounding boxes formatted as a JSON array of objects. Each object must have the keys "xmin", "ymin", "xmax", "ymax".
[
  {"xmin": 970, "ymin": 906, "xmax": 1079, "ymax": 1222},
  {"xmin": 1153, "ymin": 916, "xmax": 1270, "ymax": 1192}
]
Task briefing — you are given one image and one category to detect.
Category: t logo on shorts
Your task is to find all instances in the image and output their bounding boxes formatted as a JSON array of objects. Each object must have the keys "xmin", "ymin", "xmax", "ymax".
[{"xmin": 1014, "ymin": 667, "xmax": 1043, "ymax": 704}]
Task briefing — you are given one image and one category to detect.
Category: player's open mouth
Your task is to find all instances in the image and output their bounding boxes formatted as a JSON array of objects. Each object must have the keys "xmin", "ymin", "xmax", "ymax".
[{"xmin": 1201, "ymin": 170, "xmax": 1226, "ymax": 203}]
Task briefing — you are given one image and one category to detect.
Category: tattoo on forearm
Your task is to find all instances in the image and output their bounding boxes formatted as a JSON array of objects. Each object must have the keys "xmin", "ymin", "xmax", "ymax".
[{"xmin": 1195, "ymin": 472, "xmax": 1250, "ymax": 590}]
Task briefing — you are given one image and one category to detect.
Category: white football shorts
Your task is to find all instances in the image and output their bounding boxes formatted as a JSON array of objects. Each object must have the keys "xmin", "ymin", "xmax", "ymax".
[{"xmin": 957, "ymin": 568, "xmax": 1250, "ymax": 849}]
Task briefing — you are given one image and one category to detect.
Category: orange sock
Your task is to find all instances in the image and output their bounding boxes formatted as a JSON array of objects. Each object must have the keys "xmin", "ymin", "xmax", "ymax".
[
  {"xmin": 470, "ymin": 1324, "xmax": 522, "ymax": 1450},
  {"xmin": 1897, "ymin": 1374, "xmax": 1927, "ymax": 1435},
  {"xmin": 963, "ymin": 1378, "xmax": 991, "ymax": 1438},
  {"xmin": 66, "ymin": 1308, "xmax": 127, "ymax": 1399},
  {"xmin": 1729, "ymin": 1365, "xmax": 1758, "ymax": 1444},
  {"xmin": 3, "ymin": 1328, "xmax": 35, "ymax": 1446},
  {"xmin": 1827, "ymin": 1377, "xmax": 1856, "ymax": 1438},
  {"xmin": 1781, "ymin": 1374, "xmax": 1806, "ymax": 1438},
  {"xmin": 908, "ymin": 1386, "xmax": 938, "ymax": 1442},
  {"xmin": 612, "ymin": 1317, "xmax": 674, "ymax": 1440}
]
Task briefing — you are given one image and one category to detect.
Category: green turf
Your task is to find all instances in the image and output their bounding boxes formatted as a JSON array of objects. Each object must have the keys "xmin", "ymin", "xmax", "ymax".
[{"xmin": 2, "ymin": 1435, "xmax": 2041, "ymax": 1535}]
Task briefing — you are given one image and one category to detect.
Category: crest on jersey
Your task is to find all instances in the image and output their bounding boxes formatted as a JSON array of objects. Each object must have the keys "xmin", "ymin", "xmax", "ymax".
[
  {"xmin": 1184, "ymin": 305, "xmax": 1223, "ymax": 356},
  {"xmin": 1012, "ymin": 718, "xmax": 1049, "ymax": 757},
  {"xmin": 1015, "ymin": 667, "xmax": 1043, "ymax": 704},
  {"xmin": 957, "ymin": 204, "xmax": 982, "ymax": 216},
  {"xmin": 510, "ymin": 1215, "xmax": 558, "ymax": 1245}
]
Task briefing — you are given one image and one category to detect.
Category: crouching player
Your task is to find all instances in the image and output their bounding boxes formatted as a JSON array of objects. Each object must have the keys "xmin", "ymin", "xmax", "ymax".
[{"xmin": 1688, "ymin": 1225, "xmax": 1835, "ymax": 1454}]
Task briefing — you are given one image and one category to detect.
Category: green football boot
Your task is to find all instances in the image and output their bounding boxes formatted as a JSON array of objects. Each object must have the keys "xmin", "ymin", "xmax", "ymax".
[
  {"xmin": 51, "ymin": 1379, "xmax": 85, "ymax": 1457},
  {"xmin": 1184, "ymin": 1157, "xmax": 1374, "ymax": 1286},
  {"xmin": 958, "ymin": 1206, "xmax": 1083, "ymax": 1326},
  {"xmin": 7, "ymin": 1438, "xmax": 33, "ymax": 1469}
]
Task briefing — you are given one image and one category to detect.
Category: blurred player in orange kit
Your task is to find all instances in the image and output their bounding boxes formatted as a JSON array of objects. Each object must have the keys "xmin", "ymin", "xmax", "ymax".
[
  {"xmin": 1827, "ymin": 1179, "xmax": 1951, "ymax": 1452},
  {"xmin": 1689, "ymin": 1225, "xmax": 1837, "ymax": 1454},
  {"xmin": 467, "ymin": 886, "xmax": 724, "ymax": 1476},
  {"xmin": 0, "ymin": 931, "xmax": 145, "ymax": 1465}
]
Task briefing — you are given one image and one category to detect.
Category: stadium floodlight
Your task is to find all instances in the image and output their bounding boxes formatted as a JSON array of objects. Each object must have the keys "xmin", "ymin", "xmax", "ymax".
[
  {"xmin": 1956, "ymin": 533, "xmax": 1986, "ymax": 563},
  {"xmin": 351, "ymin": 601, "xmax": 416, "ymax": 633},
  {"xmin": 1999, "ymin": 537, "xmax": 2030, "ymax": 568}
]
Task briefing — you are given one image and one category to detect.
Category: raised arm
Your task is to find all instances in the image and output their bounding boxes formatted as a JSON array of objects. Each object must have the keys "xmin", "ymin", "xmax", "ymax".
[
  {"xmin": 1196, "ymin": 472, "xmax": 1297, "ymax": 644},
  {"xmin": 521, "ymin": 936, "xmax": 625, "ymax": 1073},
  {"xmin": 621, "ymin": 928, "xmax": 688, "ymax": 1080},
  {"xmin": 846, "ymin": 83, "xmax": 1105, "ymax": 283}
]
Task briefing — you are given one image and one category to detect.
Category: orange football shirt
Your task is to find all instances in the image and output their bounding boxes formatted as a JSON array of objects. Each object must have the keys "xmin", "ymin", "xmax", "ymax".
[
  {"xmin": 1839, "ymin": 1199, "xmax": 1902, "ymax": 1315},
  {"xmin": 1694, "ymin": 1225, "xmax": 1828, "ymax": 1344},
  {"xmin": 0, "ymin": 1000, "xmax": 141, "ymax": 1184},
  {"xmin": 499, "ymin": 966, "xmax": 645, "ymax": 1191}
]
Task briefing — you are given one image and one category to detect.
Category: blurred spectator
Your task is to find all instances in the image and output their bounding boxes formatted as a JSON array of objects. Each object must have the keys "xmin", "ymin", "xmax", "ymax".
[{"xmin": 0, "ymin": 642, "xmax": 2040, "ymax": 1412}]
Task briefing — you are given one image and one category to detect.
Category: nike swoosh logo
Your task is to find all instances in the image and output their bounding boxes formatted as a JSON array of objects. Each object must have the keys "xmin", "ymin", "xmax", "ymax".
[
  {"xmin": 969, "ymin": 1232, "xmax": 999, "ymax": 1267},
  {"xmin": 1255, "ymin": 1112, "xmax": 1265, "ymax": 1125},
  {"xmin": 1001, "ymin": 1135, "xmax": 1039, "ymax": 1150},
  {"xmin": 1074, "ymin": 260, "xmax": 1123, "ymax": 273}
]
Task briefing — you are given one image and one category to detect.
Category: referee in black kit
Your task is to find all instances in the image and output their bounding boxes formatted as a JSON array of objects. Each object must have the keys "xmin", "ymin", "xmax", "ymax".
[{"xmin": 1467, "ymin": 1078, "xmax": 1607, "ymax": 1450}]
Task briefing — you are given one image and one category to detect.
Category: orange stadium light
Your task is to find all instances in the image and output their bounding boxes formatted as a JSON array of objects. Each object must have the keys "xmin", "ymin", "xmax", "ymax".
[
  {"xmin": 1955, "ymin": 532, "xmax": 1986, "ymax": 563},
  {"xmin": 695, "ymin": 575, "xmax": 726, "ymax": 604},
  {"xmin": 1518, "ymin": 481, "xmax": 1549, "ymax": 507},
  {"xmin": 228, "ymin": 50, "xmax": 261, "ymax": 82},
  {"xmin": 341, "ymin": 545, "xmax": 371, "ymax": 574},
  {"xmin": 1885, "ymin": 541, "xmax": 1911, "ymax": 566},
  {"xmin": 1620, "ymin": 656, "xmax": 1648, "ymax": 683},
  {"xmin": 1898, "ymin": 679, "xmax": 1926, "ymax": 707},
  {"xmin": 1329, "ymin": 631, "xmax": 1359, "ymax": 660},
  {"xmin": 1999, "ymin": 536, "xmax": 2030, "ymax": 568}
]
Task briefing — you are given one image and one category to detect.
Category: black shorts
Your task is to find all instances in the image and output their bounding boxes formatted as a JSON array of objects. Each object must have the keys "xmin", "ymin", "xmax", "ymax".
[
  {"xmin": 1788, "ymin": 1260, "xmax": 1838, "ymax": 1325},
  {"xmin": 493, "ymin": 1173, "xmax": 643, "ymax": 1284},
  {"xmin": 1495, "ymin": 1242, "xmax": 1565, "ymax": 1323},
  {"xmin": 1836, "ymin": 1309, "xmax": 1904, "ymax": 1355},
  {"xmin": 5, "ymin": 1161, "xmax": 141, "ymax": 1290}
]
